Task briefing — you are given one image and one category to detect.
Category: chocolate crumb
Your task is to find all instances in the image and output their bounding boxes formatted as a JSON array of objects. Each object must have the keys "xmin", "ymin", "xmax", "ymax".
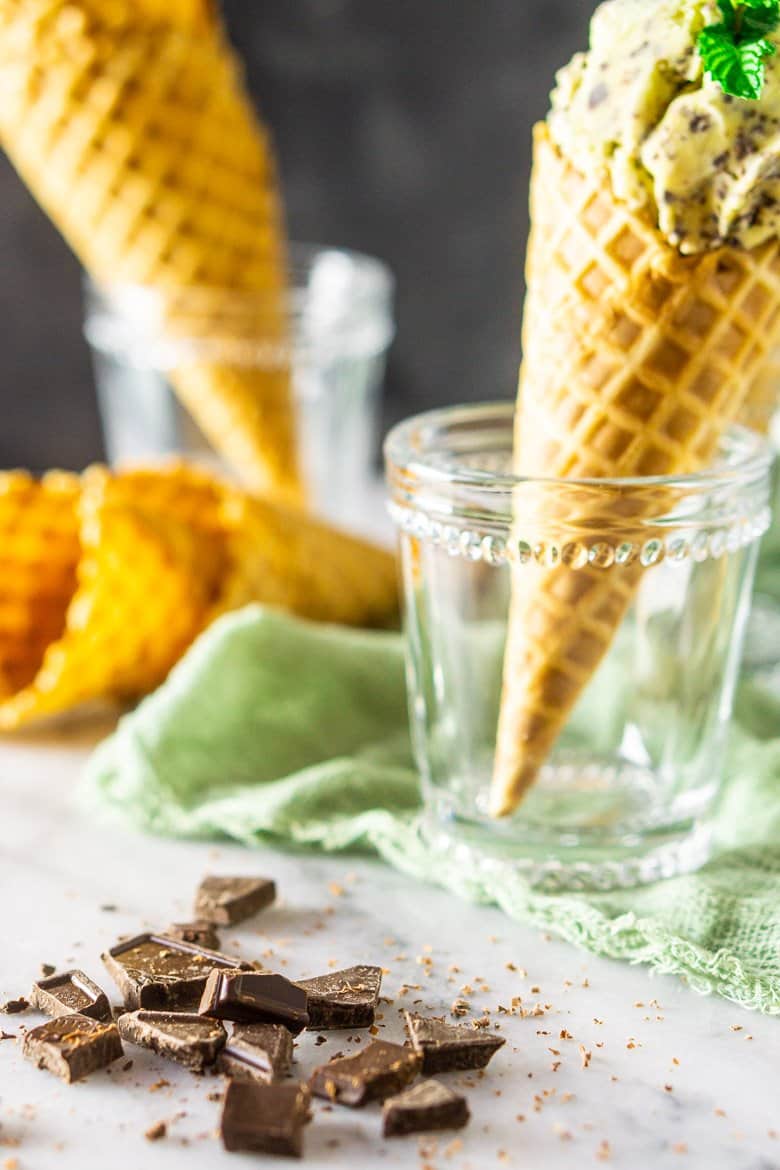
[
  {"xmin": 315, "ymin": 1035, "xmax": 327, "ymax": 1046},
  {"xmin": 122, "ymin": 1060, "xmax": 133, "ymax": 1072},
  {"xmin": 40, "ymin": 964, "xmax": 56, "ymax": 978},
  {"xmin": 0, "ymin": 1032, "xmax": 15, "ymax": 1041},
  {"xmin": 0, "ymin": 999, "xmax": 29, "ymax": 1015},
  {"xmin": 100, "ymin": 905, "xmax": 117, "ymax": 912},
  {"xmin": 145, "ymin": 1121, "xmax": 167, "ymax": 1142}
]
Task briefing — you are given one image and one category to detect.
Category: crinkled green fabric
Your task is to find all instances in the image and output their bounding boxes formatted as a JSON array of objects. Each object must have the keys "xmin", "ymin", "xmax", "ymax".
[{"xmin": 83, "ymin": 604, "xmax": 780, "ymax": 1015}]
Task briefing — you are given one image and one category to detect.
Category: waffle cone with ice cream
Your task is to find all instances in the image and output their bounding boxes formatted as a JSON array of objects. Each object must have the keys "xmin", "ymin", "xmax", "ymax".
[
  {"xmin": 0, "ymin": 0, "xmax": 299, "ymax": 499},
  {"xmin": 490, "ymin": 0, "xmax": 780, "ymax": 818}
]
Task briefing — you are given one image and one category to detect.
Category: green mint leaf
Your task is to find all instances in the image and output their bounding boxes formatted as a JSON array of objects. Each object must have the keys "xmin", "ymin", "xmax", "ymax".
[
  {"xmin": 698, "ymin": 1, "xmax": 780, "ymax": 98},
  {"xmin": 699, "ymin": 24, "xmax": 775, "ymax": 99}
]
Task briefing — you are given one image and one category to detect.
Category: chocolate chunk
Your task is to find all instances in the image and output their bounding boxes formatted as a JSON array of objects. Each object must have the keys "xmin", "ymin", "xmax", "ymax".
[
  {"xmin": 0, "ymin": 998, "xmax": 29, "ymax": 1014},
  {"xmin": 309, "ymin": 1040, "xmax": 421, "ymax": 1107},
  {"xmin": 22, "ymin": 1014, "xmax": 123, "ymax": 1082},
  {"xmin": 295, "ymin": 965, "xmax": 382, "ymax": 1029},
  {"xmin": 404, "ymin": 1012, "xmax": 505, "ymax": 1073},
  {"xmin": 382, "ymin": 1079, "xmax": 470, "ymax": 1137},
  {"xmin": 220, "ymin": 1080, "xmax": 311, "ymax": 1157},
  {"xmin": 166, "ymin": 921, "xmax": 221, "ymax": 950},
  {"xmin": 199, "ymin": 971, "xmax": 308, "ymax": 1035},
  {"xmin": 31, "ymin": 970, "xmax": 112, "ymax": 1022},
  {"xmin": 218, "ymin": 1023, "xmax": 294, "ymax": 1082},
  {"xmin": 117, "ymin": 1011, "xmax": 226, "ymax": 1071},
  {"xmin": 102, "ymin": 934, "xmax": 252, "ymax": 1011},
  {"xmin": 194, "ymin": 876, "xmax": 276, "ymax": 925}
]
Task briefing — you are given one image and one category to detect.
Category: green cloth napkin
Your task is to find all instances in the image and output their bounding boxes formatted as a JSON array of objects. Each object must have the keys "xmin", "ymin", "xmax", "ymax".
[{"xmin": 84, "ymin": 604, "xmax": 780, "ymax": 1016}]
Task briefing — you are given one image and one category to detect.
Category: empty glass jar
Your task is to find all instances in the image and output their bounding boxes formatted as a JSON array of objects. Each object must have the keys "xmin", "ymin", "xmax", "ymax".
[
  {"xmin": 84, "ymin": 244, "xmax": 395, "ymax": 532},
  {"xmin": 386, "ymin": 402, "xmax": 772, "ymax": 890}
]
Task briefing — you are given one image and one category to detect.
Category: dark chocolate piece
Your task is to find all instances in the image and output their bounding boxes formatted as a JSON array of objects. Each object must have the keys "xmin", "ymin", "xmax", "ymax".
[
  {"xmin": 405, "ymin": 1012, "xmax": 505, "ymax": 1073},
  {"xmin": 101, "ymin": 933, "xmax": 252, "ymax": 1011},
  {"xmin": 309, "ymin": 1040, "xmax": 421, "ymax": 1107},
  {"xmin": 199, "ymin": 971, "xmax": 308, "ymax": 1034},
  {"xmin": 295, "ymin": 965, "xmax": 382, "ymax": 1029},
  {"xmin": 117, "ymin": 1011, "xmax": 226, "ymax": 1071},
  {"xmin": 30, "ymin": 970, "xmax": 111, "ymax": 1022},
  {"xmin": 22, "ymin": 1014, "xmax": 123, "ymax": 1082},
  {"xmin": 194, "ymin": 876, "xmax": 276, "ymax": 925},
  {"xmin": 217, "ymin": 1022, "xmax": 294, "ymax": 1083},
  {"xmin": 220, "ymin": 1080, "xmax": 311, "ymax": 1157},
  {"xmin": 166, "ymin": 921, "xmax": 221, "ymax": 950},
  {"xmin": 382, "ymin": 1079, "xmax": 470, "ymax": 1137}
]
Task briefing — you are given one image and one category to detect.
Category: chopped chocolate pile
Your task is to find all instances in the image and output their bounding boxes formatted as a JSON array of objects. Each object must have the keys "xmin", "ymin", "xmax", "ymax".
[
  {"xmin": 382, "ymin": 1079, "xmax": 470, "ymax": 1137},
  {"xmin": 295, "ymin": 965, "xmax": 383, "ymax": 1029},
  {"xmin": 10, "ymin": 869, "xmax": 502, "ymax": 1156},
  {"xmin": 199, "ymin": 970, "xmax": 309, "ymax": 1034},
  {"xmin": 309, "ymin": 1040, "xmax": 421, "ymax": 1107},
  {"xmin": 220, "ymin": 1080, "xmax": 311, "ymax": 1157},
  {"xmin": 117, "ymin": 1011, "xmax": 226, "ymax": 1072},
  {"xmin": 30, "ymin": 970, "xmax": 111, "ymax": 1022},
  {"xmin": 22, "ymin": 1015, "xmax": 123, "ymax": 1083},
  {"xmin": 194, "ymin": 876, "xmax": 276, "ymax": 926},
  {"xmin": 405, "ymin": 1011, "xmax": 505, "ymax": 1073}
]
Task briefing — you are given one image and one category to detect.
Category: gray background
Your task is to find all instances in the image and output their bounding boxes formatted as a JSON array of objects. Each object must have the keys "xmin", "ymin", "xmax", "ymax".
[{"xmin": 0, "ymin": 0, "xmax": 590, "ymax": 470}]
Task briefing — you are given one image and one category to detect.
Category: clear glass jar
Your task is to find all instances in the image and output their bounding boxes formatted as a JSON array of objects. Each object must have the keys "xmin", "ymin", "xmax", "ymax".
[
  {"xmin": 740, "ymin": 366, "xmax": 780, "ymax": 678},
  {"xmin": 385, "ymin": 402, "xmax": 772, "ymax": 890},
  {"xmin": 83, "ymin": 244, "xmax": 395, "ymax": 533}
]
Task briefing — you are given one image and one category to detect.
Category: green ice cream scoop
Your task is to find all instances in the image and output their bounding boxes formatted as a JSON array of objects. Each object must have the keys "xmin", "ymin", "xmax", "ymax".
[{"xmin": 549, "ymin": 0, "xmax": 780, "ymax": 253}]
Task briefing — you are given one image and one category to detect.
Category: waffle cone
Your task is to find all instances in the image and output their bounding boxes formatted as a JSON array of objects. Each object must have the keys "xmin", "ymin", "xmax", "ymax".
[
  {"xmin": 490, "ymin": 125, "xmax": 780, "ymax": 817},
  {"xmin": 0, "ymin": 464, "xmax": 398, "ymax": 729},
  {"xmin": 216, "ymin": 491, "xmax": 399, "ymax": 630},
  {"xmin": 0, "ymin": 471, "xmax": 80, "ymax": 699},
  {"xmin": 0, "ymin": 0, "xmax": 300, "ymax": 500}
]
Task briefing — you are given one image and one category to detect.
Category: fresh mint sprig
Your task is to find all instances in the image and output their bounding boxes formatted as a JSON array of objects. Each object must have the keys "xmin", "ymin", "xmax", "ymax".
[{"xmin": 698, "ymin": 0, "xmax": 780, "ymax": 100}]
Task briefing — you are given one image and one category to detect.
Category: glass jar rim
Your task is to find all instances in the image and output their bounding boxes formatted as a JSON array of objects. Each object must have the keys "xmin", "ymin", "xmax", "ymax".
[
  {"xmin": 385, "ymin": 401, "xmax": 773, "ymax": 494},
  {"xmin": 83, "ymin": 242, "xmax": 395, "ymax": 367}
]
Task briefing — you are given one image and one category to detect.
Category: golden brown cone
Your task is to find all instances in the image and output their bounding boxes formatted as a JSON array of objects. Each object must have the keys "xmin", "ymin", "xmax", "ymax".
[
  {"xmin": 0, "ymin": 0, "xmax": 300, "ymax": 500},
  {"xmin": 0, "ymin": 464, "xmax": 398, "ymax": 729},
  {"xmin": 0, "ymin": 471, "xmax": 80, "ymax": 698},
  {"xmin": 490, "ymin": 125, "xmax": 780, "ymax": 817}
]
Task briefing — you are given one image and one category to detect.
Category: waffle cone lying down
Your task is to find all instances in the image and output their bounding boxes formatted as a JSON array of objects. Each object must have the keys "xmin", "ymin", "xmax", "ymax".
[
  {"xmin": 0, "ymin": 472, "xmax": 80, "ymax": 700},
  {"xmin": 0, "ymin": 465, "xmax": 398, "ymax": 730},
  {"xmin": 0, "ymin": 0, "xmax": 299, "ymax": 499},
  {"xmin": 490, "ymin": 125, "xmax": 780, "ymax": 818}
]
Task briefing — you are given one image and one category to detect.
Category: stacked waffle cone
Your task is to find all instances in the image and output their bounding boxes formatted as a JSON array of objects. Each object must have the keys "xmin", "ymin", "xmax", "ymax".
[
  {"xmin": 0, "ymin": 464, "xmax": 398, "ymax": 730},
  {"xmin": 490, "ymin": 125, "xmax": 780, "ymax": 817},
  {"xmin": 0, "ymin": 0, "xmax": 300, "ymax": 499}
]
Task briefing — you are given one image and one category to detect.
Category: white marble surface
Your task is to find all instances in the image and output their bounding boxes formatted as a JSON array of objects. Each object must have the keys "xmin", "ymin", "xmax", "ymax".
[{"xmin": 0, "ymin": 723, "xmax": 777, "ymax": 1170}]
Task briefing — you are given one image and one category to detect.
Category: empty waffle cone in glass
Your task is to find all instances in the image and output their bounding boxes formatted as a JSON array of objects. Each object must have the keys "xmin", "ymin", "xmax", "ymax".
[
  {"xmin": 0, "ymin": 0, "xmax": 300, "ymax": 500},
  {"xmin": 490, "ymin": 125, "xmax": 780, "ymax": 818}
]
